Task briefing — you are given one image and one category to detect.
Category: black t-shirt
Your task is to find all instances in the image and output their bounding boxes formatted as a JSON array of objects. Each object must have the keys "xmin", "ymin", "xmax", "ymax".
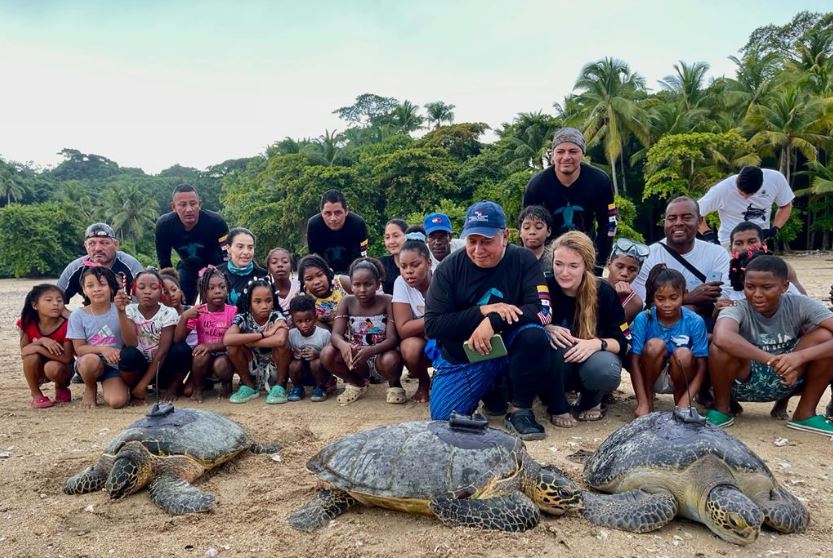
[
  {"xmin": 425, "ymin": 245, "xmax": 551, "ymax": 364},
  {"xmin": 545, "ymin": 276, "xmax": 629, "ymax": 361},
  {"xmin": 306, "ymin": 212, "xmax": 368, "ymax": 274},
  {"xmin": 379, "ymin": 255, "xmax": 400, "ymax": 295},
  {"xmin": 217, "ymin": 261, "xmax": 268, "ymax": 313},
  {"xmin": 523, "ymin": 163, "xmax": 616, "ymax": 269},
  {"xmin": 155, "ymin": 209, "xmax": 229, "ymax": 270}
]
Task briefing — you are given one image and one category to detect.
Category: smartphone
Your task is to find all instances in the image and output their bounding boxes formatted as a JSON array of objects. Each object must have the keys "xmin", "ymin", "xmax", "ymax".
[
  {"xmin": 463, "ymin": 334, "xmax": 508, "ymax": 363},
  {"xmin": 706, "ymin": 271, "xmax": 723, "ymax": 283}
]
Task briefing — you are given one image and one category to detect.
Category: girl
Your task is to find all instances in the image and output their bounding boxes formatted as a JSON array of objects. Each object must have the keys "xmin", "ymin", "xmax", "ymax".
[
  {"xmin": 218, "ymin": 228, "xmax": 267, "ymax": 312},
  {"xmin": 629, "ymin": 265, "xmax": 709, "ymax": 417},
  {"xmin": 321, "ymin": 258, "xmax": 403, "ymax": 405},
  {"xmin": 160, "ymin": 267, "xmax": 199, "ymax": 349},
  {"xmin": 392, "ymin": 232, "xmax": 433, "ymax": 402},
  {"xmin": 67, "ymin": 266, "xmax": 138, "ymax": 409},
  {"xmin": 223, "ymin": 276, "xmax": 291, "ymax": 404},
  {"xmin": 606, "ymin": 237, "xmax": 649, "ymax": 323},
  {"xmin": 518, "ymin": 205, "xmax": 553, "ymax": 278},
  {"xmin": 175, "ymin": 266, "xmax": 237, "ymax": 402},
  {"xmin": 123, "ymin": 269, "xmax": 190, "ymax": 403},
  {"xmin": 379, "ymin": 218, "xmax": 407, "ymax": 294},
  {"xmin": 298, "ymin": 254, "xmax": 352, "ymax": 330},
  {"xmin": 266, "ymin": 247, "xmax": 300, "ymax": 319},
  {"xmin": 18, "ymin": 284, "xmax": 73, "ymax": 408},
  {"xmin": 546, "ymin": 231, "xmax": 628, "ymax": 427}
]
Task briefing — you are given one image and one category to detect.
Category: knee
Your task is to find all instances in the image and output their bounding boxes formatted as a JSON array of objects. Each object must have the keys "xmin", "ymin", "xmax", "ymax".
[
  {"xmin": 510, "ymin": 327, "xmax": 549, "ymax": 352},
  {"xmin": 581, "ymin": 352, "xmax": 622, "ymax": 391},
  {"xmin": 644, "ymin": 338, "xmax": 667, "ymax": 357},
  {"xmin": 77, "ymin": 354, "xmax": 102, "ymax": 375},
  {"xmin": 43, "ymin": 360, "xmax": 65, "ymax": 379},
  {"xmin": 119, "ymin": 347, "xmax": 147, "ymax": 373},
  {"xmin": 400, "ymin": 337, "xmax": 425, "ymax": 364},
  {"xmin": 671, "ymin": 347, "xmax": 694, "ymax": 366},
  {"xmin": 378, "ymin": 351, "xmax": 402, "ymax": 373},
  {"xmin": 21, "ymin": 353, "xmax": 41, "ymax": 369}
]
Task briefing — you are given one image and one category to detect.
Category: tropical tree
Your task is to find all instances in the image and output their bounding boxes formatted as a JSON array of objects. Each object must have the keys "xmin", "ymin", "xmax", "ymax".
[
  {"xmin": 99, "ymin": 182, "xmax": 159, "ymax": 248},
  {"xmin": 301, "ymin": 129, "xmax": 348, "ymax": 166},
  {"xmin": 0, "ymin": 162, "xmax": 27, "ymax": 204},
  {"xmin": 424, "ymin": 101, "xmax": 456, "ymax": 129},
  {"xmin": 722, "ymin": 50, "xmax": 782, "ymax": 116},
  {"xmin": 500, "ymin": 111, "xmax": 560, "ymax": 170},
  {"xmin": 658, "ymin": 60, "xmax": 710, "ymax": 111},
  {"xmin": 388, "ymin": 100, "xmax": 425, "ymax": 134}
]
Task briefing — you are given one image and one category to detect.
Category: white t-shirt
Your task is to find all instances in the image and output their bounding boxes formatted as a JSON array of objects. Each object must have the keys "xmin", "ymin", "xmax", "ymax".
[
  {"xmin": 633, "ymin": 239, "xmax": 732, "ymax": 301},
  {"xmin": 125, "ymin": 303, "xmax": 179, "ymax": 359},
  {"xmin": 288, "ymin": 326, "xmax": 331, "ymax": 352},
  {"xmin": 430, "ymin": 238, "xmax": 466, "ymax": 269},
  {"xmin": 698, "ymin": 169, "xmax": 794, "ymax": 246},
  {"xmin": 392, "ymin": 275, "xmax": 426, "ymax": 318},
  {"xmin": 725, "ymin": 282, "xmax": 802, "ymax": 301}
]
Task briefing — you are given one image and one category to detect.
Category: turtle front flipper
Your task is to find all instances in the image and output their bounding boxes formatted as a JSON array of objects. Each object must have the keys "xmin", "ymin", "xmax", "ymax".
[
  {"xmin": 249, "ymin": 442, "xmax": 280, "ymax": 454},
  {"xmin": 582, "ymin": 489, "xmax": 678, "ymax": 533},
  {"xmin": 288, "ymin": 489, "xmax": 357, "ymax": 531},
  {"xmin": 148, "ymin": 473, "xmax": 215, "ymax": 514},
  {"xmin": 429, "ymin": 491, "xmax": 540, "ymax": 532},
  {"xmin": 753, "ymin": 485, "xmax": 809, "ymax": 534},
  {"xmin": 65, "ymin": 464, "xmax": 109, "ymax": 495}
]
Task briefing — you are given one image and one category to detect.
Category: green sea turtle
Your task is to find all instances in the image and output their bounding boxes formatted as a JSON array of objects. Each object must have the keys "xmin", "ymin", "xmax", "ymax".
[
  {"xmin": 288, "ymin": 414, "xmax": 582, "ymax": 532},
  {"xmin": 577, "ymin": 410, "xmax": 809, "ymax": 545},
  {"xmin": 64, "ymin": 407, "xmax": 278, "ymax": 514}
]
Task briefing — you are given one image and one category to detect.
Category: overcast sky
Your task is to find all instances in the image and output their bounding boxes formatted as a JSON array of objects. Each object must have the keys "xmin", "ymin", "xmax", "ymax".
[{"xmin": 0, "ymin": 0, "xmax": 829, "ymax": 173}]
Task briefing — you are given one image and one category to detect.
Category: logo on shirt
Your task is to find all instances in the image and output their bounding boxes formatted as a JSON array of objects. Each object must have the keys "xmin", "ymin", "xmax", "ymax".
[
  {"xmin": 555, "ymin": 203, "xmax": 584, "ymax": 232},
  {"xmin": 742, "ymin": 204, "xmax": 766, "ymax": 221}
]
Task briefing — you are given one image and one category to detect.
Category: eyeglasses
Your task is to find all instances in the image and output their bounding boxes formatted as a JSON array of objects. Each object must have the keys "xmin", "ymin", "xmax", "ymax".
[{"xmin": 611, "ymin": 238, "xmax": 649, "ymax": 263}]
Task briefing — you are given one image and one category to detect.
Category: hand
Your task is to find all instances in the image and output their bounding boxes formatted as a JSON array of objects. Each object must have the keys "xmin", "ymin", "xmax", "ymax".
[
  {"xmin": 686, "ymin": 282, "xmax": 722, "ymax": 305},
  {"xmin": 292, "ymin": 348, "xmax": 302, "ymax": 360},
  {"xmin": 702, "ymin": 230, "xmax": 719, "ymax": 244},
  {"xmin": 762, "ymin": 226, "xmax": 780, "ymax": 240},
  {"xmin": 114, "ymin": 290, "xmax": 131, "ymax": 312},
  {"xmin": 302, "ymin": 347, "xmax": 319, "ymax": 360},
  {"xmin": 339, "ymin": 343, "xmax": 355, "ymax": 370},
  {"xmin": 480, "ymin": 303, "xmax": 522, "ymax": 325},
  {"xmin": 466, "ymin": 318, "xmax": 495, "ymax": 355},
  {"xmin": 564, "ymin": 338, "xmax": 601, "ymax": 363},
  {"xmin": 713, "ymin": 298, "xmax": 736, "ymax": 312},
  {"xmin": 100, "ymin": 347, "xmax": 121, "ymax": 365},
  {"xmin": 38, "ymin": 337, "xmax": 64, "ymax": 356},
  {"xmin": 131, "ymin": 385, "xmax": 147, "ymax": 401},
  {"xmin": 545, "ymin": 325, "xmax": 577, "ymax": 349},
  {"xmin": 612, "ymin": 281, "xmax": 633, "ymax": 297},
  {"xmin": 183, "ymin": 305, "xmax": 203, "ymax": 320},
  {"xmin": 193, "ymin": 344, "xmax": 210, "ymax": 357},
  {"xmin": 351, "ymin": 347, "xmax": 375, "ymax": 368},
  {"xmin": 264, "ymin": 320, "xmax": 286, "ymax": 337},
  {"xmin": 768, "ymin": 353, "xmax": 805, "ymax": 386}
]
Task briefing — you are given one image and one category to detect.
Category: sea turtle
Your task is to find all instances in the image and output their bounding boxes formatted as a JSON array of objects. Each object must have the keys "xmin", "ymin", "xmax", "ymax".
[
  {"xmin": 577, "ymin": 409, "xmax": 809, "ymax": 545},
  {"xmin": 288, "ymin": 414, "xmax": 582, "ymax": 532},
  {"xmin": 64, "ymin": 406, "xmax": 278, "ymax": 514}
]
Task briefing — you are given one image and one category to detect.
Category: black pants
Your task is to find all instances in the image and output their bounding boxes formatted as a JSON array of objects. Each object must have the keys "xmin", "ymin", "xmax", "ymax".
[{"xmin": 119, "ymin": 342, "xmax": 193, "ymax": 387}]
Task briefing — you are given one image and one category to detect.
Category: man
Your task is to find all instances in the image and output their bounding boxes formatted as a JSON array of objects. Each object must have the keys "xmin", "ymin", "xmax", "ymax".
[
  {"xmin": 632, "ymin": 197, "xmax": 731, "ymax": 322},
  {"xmin": 425, "ymin": 201, "xmax": 558, "ymax": 440},
  {"xmin": 423, "ymin": 211, "xmax": 465, "ymax": 267},
  {"xmin": 155, "ymin": 184, "xmax": 229, "ymax": 304},
  {"xmin": 58, "ymin": 223, "xmax": 143, "ymax": 302},
  {"xmin": 306, "ymin": 190, "xmax": 368, "ymax": 274},
  {"xmin": 698, "ymin": 166, "xmax": 794, "ymax": 248},
  {"xmin": 523, "ymin": 128, "xmax": 617, "ymax": 274}
]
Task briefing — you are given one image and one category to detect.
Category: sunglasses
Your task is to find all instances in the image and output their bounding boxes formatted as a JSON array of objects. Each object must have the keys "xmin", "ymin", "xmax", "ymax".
[{"xmin": 611, "ymin": 238, "xmax": 649, "ymax": 262}]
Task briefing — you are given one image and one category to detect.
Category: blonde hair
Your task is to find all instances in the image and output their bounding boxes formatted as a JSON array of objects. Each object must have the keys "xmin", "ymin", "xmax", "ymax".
[{"xmin": 551, "ymin": 231, "xmax": 598, "ymax": 340}]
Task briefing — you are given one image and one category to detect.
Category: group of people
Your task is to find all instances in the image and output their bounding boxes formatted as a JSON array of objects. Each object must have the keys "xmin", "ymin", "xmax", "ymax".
[{"xmin": 18, "ymin": 129, "xmax": 833, "ymax": 441}]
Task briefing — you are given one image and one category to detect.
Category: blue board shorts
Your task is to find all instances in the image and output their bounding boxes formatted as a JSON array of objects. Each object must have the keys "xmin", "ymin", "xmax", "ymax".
[
  {"xmin": 732, "ymin": 339, "xmax": 803, "ymax": 402},
  {"xmin": 73, "ymin": 355, "xmax": 121, "ymax": 382}
]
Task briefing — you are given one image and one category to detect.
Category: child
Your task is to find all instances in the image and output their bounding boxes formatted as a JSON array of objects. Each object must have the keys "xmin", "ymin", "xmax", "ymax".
[
  {"xmin": 18, "ymin": 284, "xmax": 73, "ymax": 408},
  {"xmin": 123, "ymin": 269, "xmax": 191, "ymax": 402},
  {"xmin": 160, "ymin": 266, "xmax": 199, "ymax": 348},
  {"xmin": 223, "ymin": 276, "xmax": 291, "ymax": 404},
  {"xmin": 287, "ymin": 294, "xmax": 332, "ymax": 402},
  {"xmin": 628, "ymin": 265, "xmax": 708, "ymax": 417},
  {"xmin": 175, "ymin": 266, "xmax": 237, "ymax": 402},
  {"xmin": 606, "ymin": 237, "xmax": 648, "ymax": 323},
  {"xmin": 707, "ymin": 255, "xmax": 833, "ymax": 436},
  {"xmin": 518, "ymin": 205, "xmax": 553, "ymax": 278},
  {"xmin": 67, "ymin": 266, "xmax": 138, "ymax": 409},
  {"xmin": 266, "ymin": 248, "xmax": 300, "ymax": 320},
  {"xmin": 297, "ymin": 254, "xmax": 352, "ymax": 330},
  {"xmin": 321, "ymin": 258, "xmax": 403, "ymax": 405}
]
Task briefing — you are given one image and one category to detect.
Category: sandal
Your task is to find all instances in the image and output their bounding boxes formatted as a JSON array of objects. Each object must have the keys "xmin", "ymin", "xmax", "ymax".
[
  {"xmin": 31, "ymin": 395, "xmax": 54, "ymax": 409},
  {"xmin": 386, "ymin": 387, "xmax": 407, "ymax": 405},
  {"xmin": 337, "ymin": 384, "xmax": 367, "ymax": 406},
  {"xmin": 785, "ymin": 415, "xmax": 833, "ymax": 437},
  {"xmin": 705, "ymin": 409, "xmax": 735, "ymax": 428},
  {"xmin": 577, "ymin": 405, "xmax": 603, "ymax": 422},
  {"xmin": 54, "ymin": 388, "xmax": 72, "ymax": 404},
  {"xmin": 550, "ymin": 413, "xmax": 578, "ymax": 428}
]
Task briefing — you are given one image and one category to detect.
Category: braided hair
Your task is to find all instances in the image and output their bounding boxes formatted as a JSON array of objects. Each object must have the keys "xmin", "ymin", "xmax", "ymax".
[
  {"xmin": 132, "ymin": 268, "xmax": 168, "ymax": 304},
  {"xmin": 197, "ymin": 265, "xmax": 230, "ymax": 305},
  {"xmin": 240, "ymin": 275, "xmax": 275, "ymax": 315},
  {"xmin": 729, "ymin": 248, "xmax": 768, "ymax": 291},
  {"xmin": 348, "ymin": 257, "xmax": 385, "ymax": 283}
]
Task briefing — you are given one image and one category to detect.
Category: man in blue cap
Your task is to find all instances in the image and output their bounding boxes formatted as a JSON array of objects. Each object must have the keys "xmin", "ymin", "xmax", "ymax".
[
  {"xmin": 425, "ymin": 201, "xmax": 561, "ymax": 440},
  {"xmin": 423, "ymin": 211, "xmax": 465, "ymax": 267}
]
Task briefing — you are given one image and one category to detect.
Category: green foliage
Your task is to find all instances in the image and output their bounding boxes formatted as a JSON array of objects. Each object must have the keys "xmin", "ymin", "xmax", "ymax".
[
  {"xmin": 614, "ymin": 195, "xmax": 644, "ymax": 242},
  {"xmin": 0, "ymin": 203, "xmax": 86, "ymax": 277}
]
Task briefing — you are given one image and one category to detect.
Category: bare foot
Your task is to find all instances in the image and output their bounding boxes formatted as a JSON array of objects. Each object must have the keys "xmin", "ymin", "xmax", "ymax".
[
  {"xmin": 183, "ymin": 381, "xmax": 194, "ymax": 397},
  {"xmin": 161, "ymin": 387, "xmax": 178, "ymax": 402},
  {"xmin": 129, "ymin": 397, "xmax": 148, "ymax": 406},
  {"xmin": 770, "ymin": 399, "xmax": 789, "ymax": 420},
  {"xmin": 219, "ymin": 383, "xmax": 231, "ymax": 399},
  {"xmin": 190, "ymin": 388, "xmax": 204, "ymax": 403},
  {"xmin": 577, "ymin": 405, "xmax": 603, "ymax": 422},
  {"xmin": 411, "ymin": 383, "xmax": 430, "ymax": 403},
  {"xmin": 550, "ymin": 413, "xmax": 578, "ymax": 428},
  {"xmin": 81, "ymin": 386, "xmax": 97, "ymax": 409},
  {"xmin": 634, "ymin": 403, "xmax": 653, "ymax": 418}
]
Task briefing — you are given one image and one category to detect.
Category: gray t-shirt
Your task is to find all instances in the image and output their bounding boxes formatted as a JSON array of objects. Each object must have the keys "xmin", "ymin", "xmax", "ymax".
[
  {"xmin": 288, "ymin": 326, "xmax": 331, "ymax": 352},
  {"xmin": 66, "ymin": 304, "xmax": 124, "ymax": 349},
  {"xmin": 718, "ymin": 295, "xmax": 833, "ymax": 352}
]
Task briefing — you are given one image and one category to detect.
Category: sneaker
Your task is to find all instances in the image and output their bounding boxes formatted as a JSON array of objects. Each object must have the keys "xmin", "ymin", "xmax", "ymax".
[
  {"xmin": 288, "ymin": 386, "xmax": 305, "ymax": 402},
  {"xmin": 229, "ymin": 384, "xmax": 259, "ymax": 404},
  {"xmin": 266, "ymin": 385, "xmax": 288, "ymax": 404},
  {"xmin": 70, "ymin": 372, "xmax": 83, "ymax": 384},
  {"xmin": 705, "ymin": 409, "xmax": 735, "ymax": 428},
  {"xmin": 504, "ymin": 409, "xmax": 545, "ymax": 441},
  {"xmin": 785, "ymin": 415, "xmax": 833, "ymax": 437},
  {"xmin": 310, "ymin": 386, "xmax": 328, "ymax": 402}
]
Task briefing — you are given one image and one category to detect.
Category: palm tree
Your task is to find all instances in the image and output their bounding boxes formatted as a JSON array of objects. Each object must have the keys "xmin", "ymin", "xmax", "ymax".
[
  {"xmin": 722, "ymin": 50, "xmax": 781, "ymax": 116},
  {"xmin": 658, "ymin": 60, "xmax": 710, "ymax": 111},
  {"xmin": 573, "ymin": 57, "xmax": 650, "ymax": 194},
  {"xmin": 0, "ymin": 165, "xmax": 26, "ymax": 205},
  {"xmin": 390, "ymin": 100, "xmax": 424, "ymax": 134},
  {"xmin": 501, "ymin": 111, "xmax": 559, "ymax": 170},
  {"xmin": 302, "ymin": 129, "xmax": 346, "ymax": 166},
  {"xmin": 424, "ymin": 101, "xmax": 456, "ymax": 129},
  {"xmin": 784, "ymin": 28, "xmax": 833, "ymax": 95},
  {"xmin": 100, "ymin": 182, "xmax": 159, "ymax": 248}
]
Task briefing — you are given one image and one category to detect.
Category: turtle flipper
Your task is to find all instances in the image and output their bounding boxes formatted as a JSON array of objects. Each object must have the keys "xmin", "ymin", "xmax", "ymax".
[
  {"xmin": 148, "ymin": 473, "xmax": 215, "ymax": 514},
  {"xmin": 65, "ymin": 464, "xmax": 109, "ymax": 495},
  {"xmin": 288, "ymin": 489, "xmax": 356, "ymax": 531},
  {"xmin": 429, "ymin": 491, "xmax": 540, "ymax": 532},
  {"xmin": 753, "ymin": 486, "xmax": 809, "ymax": 533},
  {"xmin": 582, "ymin": 489, "xmax": 678, "ymax": 533},
  {"xmin": 249, "ymin": 442, "xmax": 280, "ymax": 454}
]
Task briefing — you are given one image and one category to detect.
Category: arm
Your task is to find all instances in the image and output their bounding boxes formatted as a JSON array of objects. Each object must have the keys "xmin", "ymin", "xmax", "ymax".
[
  {"xmin": 155, "ymin": 219, "xmax": 173, "ymax": 269},
  {"xmin": 786, "ymin": 263, "xmax": 807, "ymax": 295},
  {"xmin": 116, "ymin": 294, "xmax": 138, "ymax": 347},
  {"xmin": 249, "ymin": 318, "xmax": 288, "ymax": 349},
  {"xmin": 329, "ymin": 298, "xmax": 357, "ymax": 367},
  {"xmin": 772, "ymin": 202, "xmax": 792, "ymax": 229},
  {"xmin": 424, "ymin": 264, "xmax": 487, "ymax": 341},
  {"xmin": 337, "ymin": 274, "xmax": 352, "ymax": 294},
  {"xmin": 210, "ymin": 217, "xmax": 230, "ymax": 265},
  {"xmin": 357, "ymin": 219, "xmax": 368, "ymax": 258},
  {"xmin": 173, "ymin": 308, "xmax": 197, "ymax": 344},
  {"xmin": 306, "ymin": 217, "xmax": 322, "ymax": 256},
  {"xmin": 134, "ymin": 326, "xmax": 175, "ymax": 394},
  {"xmin": 223, "ymin": 323, "xmax": 263, "ymax": 347},
  {"xmin": 354, "ymin": 298, "xmax": 400, "ymax": 364},
  {"xmin": 623, "ymin": 292, "xmax": 643, "ymax": 323},
  {"xmin": 712, "ymin": 317, "xmax": 773, "ymax": 364},
  {"xmin": 393, "ymin": 302, "xmax": 424, "ymax": 339}
]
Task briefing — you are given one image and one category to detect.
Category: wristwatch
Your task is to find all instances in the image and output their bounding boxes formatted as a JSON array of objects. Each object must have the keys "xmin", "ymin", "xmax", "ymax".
[{"xmin": 599, "ymin": 338, "xmax": 608, "ymax": 352}]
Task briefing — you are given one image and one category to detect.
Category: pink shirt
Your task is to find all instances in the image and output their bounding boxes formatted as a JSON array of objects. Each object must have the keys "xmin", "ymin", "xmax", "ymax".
[{"xmin": 186, "ymin": 304, "xmax": 237, "ymax": 345}]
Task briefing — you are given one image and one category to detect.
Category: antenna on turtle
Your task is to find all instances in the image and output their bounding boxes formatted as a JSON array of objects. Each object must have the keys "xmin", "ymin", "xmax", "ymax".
[
  {"xmin": 672, "ymin": 351, "xmax": 706, "ymax": 425},
  {"xmin": 146, "ymin": 361, "xmax": 174, "ymax": 418}
]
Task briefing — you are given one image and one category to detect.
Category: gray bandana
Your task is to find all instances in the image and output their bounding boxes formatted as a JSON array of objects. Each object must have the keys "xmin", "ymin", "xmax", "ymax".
[{"xmin": 551, "ymin": 128, "xmax": 585, "ymax": 153}]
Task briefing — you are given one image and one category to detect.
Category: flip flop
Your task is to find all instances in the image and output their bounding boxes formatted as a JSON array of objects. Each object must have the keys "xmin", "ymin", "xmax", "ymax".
[
  {"xmin": 705, "ymin": 409, "xmax": 735, "ymax": 428},
  {"xmin": 386, "ymin": 387, "xmax": 407, "ymax": 404},
  {"xmin": 31, "ymin": 395, "xmax": 54, "ymax": 409},
  {"xmin": 785, "ymin": 415, "xmax": 833, "ymax": 437},
  {"xmin": 577, "ymin": 405, "xmax": 603, "ymax": 422}
]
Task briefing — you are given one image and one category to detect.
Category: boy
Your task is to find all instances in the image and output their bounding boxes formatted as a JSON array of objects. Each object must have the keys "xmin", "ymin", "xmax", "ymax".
[
  {"xmin": 287, "ymin": 294, "xmax": 332, "ymax": 402},
  {"xmin": 706, "ymin": 255, "xmax": 833, "ymax": 436}
]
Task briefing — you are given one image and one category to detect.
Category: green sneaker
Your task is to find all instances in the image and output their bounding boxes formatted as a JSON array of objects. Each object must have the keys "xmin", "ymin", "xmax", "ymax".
[
  {"xmin": 229, "ymin": 384, "xmax": 259, "ymax": 404},
  {"xmin": 266, "ymin": 385, "xmax": 288, "ymax": 404},
  {"xmin": 705, "ymin": 409, "xmax": 734, "ymax": 428}
]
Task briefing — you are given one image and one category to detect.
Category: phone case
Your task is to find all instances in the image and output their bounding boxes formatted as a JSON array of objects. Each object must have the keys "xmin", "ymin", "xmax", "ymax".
[{"xmin": 463, "ymin": 334, "xmax": 508, "ymax": 363}]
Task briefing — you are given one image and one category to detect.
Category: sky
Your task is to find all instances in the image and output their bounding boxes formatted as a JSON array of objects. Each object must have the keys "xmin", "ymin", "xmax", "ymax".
[{"xmin": 0, "ymin": 0, "xmax": 829, "ymax": 174}]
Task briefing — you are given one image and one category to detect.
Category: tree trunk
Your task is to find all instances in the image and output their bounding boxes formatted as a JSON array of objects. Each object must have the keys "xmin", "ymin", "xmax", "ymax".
[
  {"xmin": 609, "ymin": 156, "xmax": 619, "ymax": 196},
  {"xmin": 620, "ymin": 149, "xmax": 628, "ymax": 195}
]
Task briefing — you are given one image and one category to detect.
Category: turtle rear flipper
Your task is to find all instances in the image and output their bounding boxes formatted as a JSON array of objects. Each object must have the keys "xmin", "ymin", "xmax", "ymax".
[
  {"xmin": 754, "ymin": 486, "xmax": 809, "ymax": 534},
  {"xmin": 429, "ymin": 491, "xmax": 540, "ymax": 532},
  {"xmin": 288, "ymin": 489, "xmax": 356, "ymax": 531},
  {"xmin": 249, "ymin": 442, "xmax": 280, "ymax": 454},
  {"xmin": 582, "ymin": 489, "xmax": 678, "ymax": 533},
  {"xmin": 65, "ymin": 464, "xmax": 109, "ymax": 495},
  {"xmin": 148, "ymin": 473, "xmax": 215, "ymax": 514}
]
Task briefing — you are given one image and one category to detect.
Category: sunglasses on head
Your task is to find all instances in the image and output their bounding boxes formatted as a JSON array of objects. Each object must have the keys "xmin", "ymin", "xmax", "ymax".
[{"xmin": 611, "ymin": 238, "xmax": 649, "ymax": 262}]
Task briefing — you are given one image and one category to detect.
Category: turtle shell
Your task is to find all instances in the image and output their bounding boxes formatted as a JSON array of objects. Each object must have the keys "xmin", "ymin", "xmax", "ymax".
[
  {"xmin": 584, "ymin": 411, "xmax": 774, "ymax": 489},
  {"xmin": 104, "ymin": 408, "xmax": 252, "ymax": 465},
  {"xmin": 308, "ymin": 421, "xmax": 525, "ymax": 500}
]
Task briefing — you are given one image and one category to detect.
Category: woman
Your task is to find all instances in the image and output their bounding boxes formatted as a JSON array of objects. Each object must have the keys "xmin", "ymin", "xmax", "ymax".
[
  {"xmin": 217, "ymin": 228, "xmax": 268, "ymax": 312},
  {"xmin": 379, "ymin": 219, "xmax": 407, "ymax": 295},
  {"xmin": 546, "ymin": 231, "xmax": 628, "ymax": 427}
]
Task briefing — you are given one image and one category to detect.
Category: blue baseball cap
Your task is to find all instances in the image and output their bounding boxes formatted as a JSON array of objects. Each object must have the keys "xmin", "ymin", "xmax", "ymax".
[
  {"xmin": 461, "ymin": 201, "xmax": 506, "ymax": 239},
  {"xmin": 423, "ymin": 212, "xmax": 453, "ymax": 235}
]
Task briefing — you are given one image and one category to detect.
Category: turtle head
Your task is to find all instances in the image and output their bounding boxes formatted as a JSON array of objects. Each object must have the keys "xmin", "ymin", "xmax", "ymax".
[
  {"xmin": 105, "ymin": 441, "xmax": 154, "ymax": 500},
  {"xmin": 704, "ymin": 485, "xmax": 764, "ymax": 545},
  {"xmin": 527, "ymin": 464, "xmax": 583, "ymax": 516}
]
